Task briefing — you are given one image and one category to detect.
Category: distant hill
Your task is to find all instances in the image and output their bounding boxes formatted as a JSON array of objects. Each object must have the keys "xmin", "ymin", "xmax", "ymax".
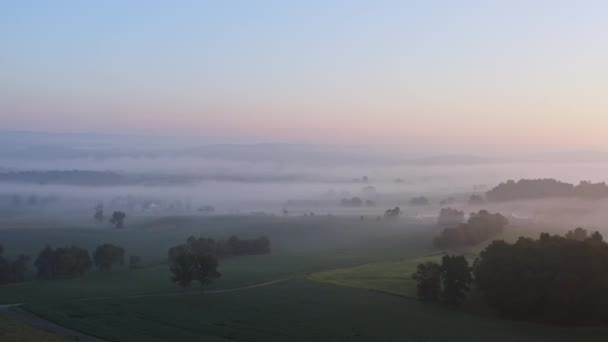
[
  {"xmin": 0, "ymin": 170, "xmax": 302, "ymax": 186},
  {"xmin": 486, "ymin": 178, "xmax": 608, "ymax": 201}
]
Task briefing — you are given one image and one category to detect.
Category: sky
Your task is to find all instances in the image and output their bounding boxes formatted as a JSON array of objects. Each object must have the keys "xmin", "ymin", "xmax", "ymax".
[{"xmin": 1, "ymin": 1, "xmax": 608, "ymax": 151}]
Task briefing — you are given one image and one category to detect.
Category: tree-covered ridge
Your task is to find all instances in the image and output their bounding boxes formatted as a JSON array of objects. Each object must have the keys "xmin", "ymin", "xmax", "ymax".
[
  {"xmin": 474, "ymin": 229, "xmax": 608, "ymax": 324},
  {"xmin": 486, "ymin": 178, "xmax": 608, "ymax": 202},
  {"xmin": 433, "ymin": 210, "xmax": 508, "ymax": 249}
]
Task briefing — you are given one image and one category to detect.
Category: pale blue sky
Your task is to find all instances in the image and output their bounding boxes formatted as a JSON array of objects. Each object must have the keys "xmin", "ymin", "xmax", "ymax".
[{"xmin": 2, "ymin": 1, "xmax": 608, "ymax": 149}]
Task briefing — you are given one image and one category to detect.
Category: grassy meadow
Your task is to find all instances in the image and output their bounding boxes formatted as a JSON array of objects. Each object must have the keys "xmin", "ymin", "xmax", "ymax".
[{"xmin": 309, "ymin": 254, "xmax": 444, "ymax": 297}]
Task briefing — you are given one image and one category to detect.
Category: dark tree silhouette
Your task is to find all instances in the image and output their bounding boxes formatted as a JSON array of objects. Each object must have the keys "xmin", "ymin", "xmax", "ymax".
[
  {"xmin": 109, "ymin": 211, "xmax": 126, "ymax": 229},
  {"xmin": 341, "ymin": 197, "xmax": 363, "ymax": 207},
  {"xmin": 474, "ymin": 231, "xmax": 608, "ymax": 323},
  {"xmin": 168, "ymin": 241, "xmax": 220, "ymax": 288},
  {"xmin": 434, "ymin": 210, "xmax": 508, "ymax": 248},
  {"xmin": 412, "ymin": 262, "xmax": 441, "ymax": 302},
  {"xmin": 565, "ymin": 227, "xmax": 588, "ymax": 241},
  {"xmin": 384, "ymin": 206, "xmax": 400, "ymax": 219},
  {"xmin": 34, "ymin": 245, "xmax": 91, "ymax": 279},
  {"xmin": 440, "ymin": 255, "xmax": 472, "ymax": 306},
  {"xmin": 486, "ymin": 178, "xmax": 608, "ymax": 201},
  {"xmin": 93, "ymin": 243, "xmax": 125, "ymax": 271}
]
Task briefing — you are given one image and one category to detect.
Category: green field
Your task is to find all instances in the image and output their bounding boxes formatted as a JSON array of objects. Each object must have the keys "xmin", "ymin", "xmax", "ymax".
[
  {"xmin": 22, "ymin": 278, "xmax": 608, "ymax": 342},
  {"xmin": 0, "ymin": 215, "xmax": 606, "ymax": 341},
  {"xmin": 309, "ymin": 255, "xmax": 443, "ymax": 297}
]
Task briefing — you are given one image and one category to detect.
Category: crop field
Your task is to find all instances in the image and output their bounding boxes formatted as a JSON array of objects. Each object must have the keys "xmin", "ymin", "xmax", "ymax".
[{"xmin": 20, "ymin": 278, "xmax": 608, "ymax": 342}]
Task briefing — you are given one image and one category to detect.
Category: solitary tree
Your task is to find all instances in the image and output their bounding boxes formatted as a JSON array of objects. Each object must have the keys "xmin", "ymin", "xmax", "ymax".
[{"xmin": 109, "ymin": 211, "xmax": 126, "ymax": 229}]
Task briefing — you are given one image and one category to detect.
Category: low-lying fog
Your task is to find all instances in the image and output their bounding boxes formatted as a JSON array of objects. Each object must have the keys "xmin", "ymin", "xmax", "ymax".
[{"xmin": 3, "ymin": 132, "xmax": 608, "ymax": 231}]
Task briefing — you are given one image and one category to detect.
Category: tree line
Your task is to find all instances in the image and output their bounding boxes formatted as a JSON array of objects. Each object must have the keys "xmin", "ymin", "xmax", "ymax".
[
  {"xmin": 416, "ymin": 228, "xmax": 608, "ymax": 325},
  {"xmin": 486, "ymin": 178, "xmax": 608, "ymax": 202},
  {"xmin": 433, "ymin": 210, "xmax": 508, "ymax": 249},
  {"xmin": 340, "ymin": 197, "xmax": 376, "ymax": 207},
  {"xmin": 474, "ymin": 228, "xmax": 608, "ymax": 324},
  {"xmin": 0, "ymin": 243, "xmax": 136, "ymax": 283}
]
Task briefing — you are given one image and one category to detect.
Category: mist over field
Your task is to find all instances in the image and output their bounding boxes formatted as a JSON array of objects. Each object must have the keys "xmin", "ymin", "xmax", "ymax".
[{"xmin": 2, "ymin": 131, "xmax": 608, "ymax": 233}]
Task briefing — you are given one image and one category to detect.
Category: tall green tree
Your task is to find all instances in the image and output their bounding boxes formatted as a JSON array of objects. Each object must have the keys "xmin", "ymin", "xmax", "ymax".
[
  {"xmin": 412, "ymin": 262, "xmax": 442, "ymax": 302},
  {"xmin": 440, "ymin": 255, "xmax": 472, "ymax": 306}
]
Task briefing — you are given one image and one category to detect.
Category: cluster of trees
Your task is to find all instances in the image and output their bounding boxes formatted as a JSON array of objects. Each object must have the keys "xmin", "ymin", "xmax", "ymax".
[
  {"xmin": 474, "ymin": 229, "xmax": 608, "ymax": 323},
  {"xmin": 340, "ymin": 197, "xmax": 376, "ymax": 207},
  {"xmin": 409, "ymin": 196, "xmax": 429, "ymax": 206},
  {"xmin": 412, "ymin": 255, "xmax": 472, "ymax": 305},
  {"xmin": 384, "ymin": 206, "xmax": 401, "ymax": 219},
  {"xmin": 93, "ymin": 244, "xmax": 125, "ymax": 271},
  {"xmin": 33, "ymin": 243, "xmax": 132, "ymax": 280},
  {"xmin": 35, "ymin": 245, "xmax": 92, "ymax": 279},
  {"xmin": 486, "ymin": 178, "xmax": 608, "ymax": 202},
  {"xmin": 173, "ymin": 235, "xmax": 271, "ymax": 259},
  {"xmin": 433, "ymin": 210, "xmax": 508, "ymax": 248},
  {"xmin": 109, "ymin": 211, "xmax": 126, "ymax": 228},
  {"xmin": 168, "ymin": 237, "xmax": 221, "ymax": 287},
  {"xmin": 93, "ymin": 206, "xmax": 127, "ymax": 229},
  {"xmin": 0, "ymin": 246, "xmax": 29, "ymax": 284},
  {"xmin": 168, "ymin": 235, "xmax": 271, "ymax": 287},
  {"xmin": 437, "ymin": 208, "xmax": 464, "ymax": 226}
]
